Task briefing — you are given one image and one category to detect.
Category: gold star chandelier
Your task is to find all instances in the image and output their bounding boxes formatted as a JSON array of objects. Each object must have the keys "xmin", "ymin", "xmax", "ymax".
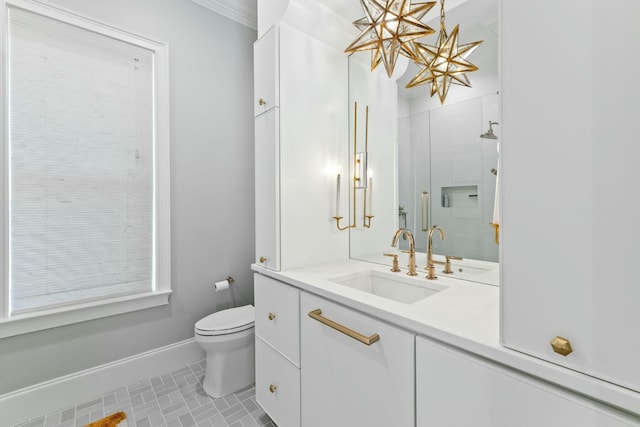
[
  {"xmin": 346, "ymin": 0, "xmax": 483, "ymax": 104},
  {"xmin": 344, "ymin": 0, "xmax": 437, "ymax": 77}
]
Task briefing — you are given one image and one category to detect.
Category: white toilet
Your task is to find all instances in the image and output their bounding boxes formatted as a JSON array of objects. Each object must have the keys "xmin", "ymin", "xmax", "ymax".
[{"xmin": 194, "ymin": 304, "xmax": 255, "ymax": 398}]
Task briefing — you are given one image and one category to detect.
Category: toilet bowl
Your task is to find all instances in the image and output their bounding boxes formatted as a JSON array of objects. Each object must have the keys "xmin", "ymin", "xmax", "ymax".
[{"xmin": 194, "ymin": 304, "xmax": 255, "ymax": 398}]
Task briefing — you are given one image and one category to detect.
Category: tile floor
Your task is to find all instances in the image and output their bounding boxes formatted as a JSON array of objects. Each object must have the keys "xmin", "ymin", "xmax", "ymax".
[{"xmin": 12, "ymin": 360, "xmax": 275, "ymax": 427}]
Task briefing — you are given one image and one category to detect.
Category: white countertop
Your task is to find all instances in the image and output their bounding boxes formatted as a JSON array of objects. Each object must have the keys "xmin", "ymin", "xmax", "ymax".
[{"xmin": 252, "ymin": 259, "xmax": 640, "ymax": 417}]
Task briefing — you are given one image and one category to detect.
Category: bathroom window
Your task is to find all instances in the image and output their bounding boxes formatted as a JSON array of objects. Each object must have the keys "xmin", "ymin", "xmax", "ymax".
[{"xmin": 0, "ymin": 0, "xmax": 171, "ymax": 337}]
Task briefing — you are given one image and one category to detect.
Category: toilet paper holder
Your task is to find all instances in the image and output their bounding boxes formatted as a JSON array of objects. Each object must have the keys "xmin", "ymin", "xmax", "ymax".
[{"xmin": 213, "ymin": 276, "xmax": 235, "ymax": 292}]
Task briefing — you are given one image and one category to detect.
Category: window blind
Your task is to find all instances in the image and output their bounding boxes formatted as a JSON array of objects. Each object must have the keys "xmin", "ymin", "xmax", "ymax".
[{"xmin": 8, "ymin": 8, "xmax": 155, "ymax": 314}]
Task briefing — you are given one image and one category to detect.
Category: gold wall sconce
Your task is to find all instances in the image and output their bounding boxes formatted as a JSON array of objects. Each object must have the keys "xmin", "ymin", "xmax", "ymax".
[{"xmin": 333, "ymin": 102, "xmax": 374, "ymax": 231}]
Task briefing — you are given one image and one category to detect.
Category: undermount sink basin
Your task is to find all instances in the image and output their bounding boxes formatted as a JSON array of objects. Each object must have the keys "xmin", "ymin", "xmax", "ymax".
[{"xmin": 329, "ymin": 270, "xmax": 447, "ymax": 304}]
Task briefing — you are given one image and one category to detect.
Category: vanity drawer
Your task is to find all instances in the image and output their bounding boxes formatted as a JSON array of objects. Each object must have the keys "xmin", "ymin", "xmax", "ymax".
[
  {"xmin": 254, "ymin": 273, "xmax": 300, "ymax": 365},
  {"xmin": 300, "ymin": 292, "xmax": 415, "ymax": 427},
  {"xmin": 255, "ymin": 336, "xmax": 300, "ymax": 427}
]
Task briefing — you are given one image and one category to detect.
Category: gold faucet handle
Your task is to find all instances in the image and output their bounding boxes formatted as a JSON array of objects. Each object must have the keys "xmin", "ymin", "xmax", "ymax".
[
  {"xmin": 443, "ymin": 256, "xmax": 462, "ymax": 274},
  {"xmin": 383, "ymin": 253, "xmax": 401, "ymax": 272},
  {"xmin": 431, "ymin": 255, "xmax": 460, "ymax": 274}
]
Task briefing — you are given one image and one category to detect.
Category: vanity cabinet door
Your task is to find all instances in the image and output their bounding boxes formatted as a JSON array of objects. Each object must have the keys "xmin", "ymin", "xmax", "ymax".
[
  {"xmin": 254, "ymin": 273, "xmax": 299, "ymax": 365},
  {"xmin": 255, "ymin": 337, "xmax": 300, "ymax": 427},
  {"xmin": 253, "ymin": 25, "xmax": 278, "ymax": 117},
  {"xmin": 416, "ymin": 337, "xmax": 640, "ymax": 427},
  {"xmin": 254, "ymin": 108, "xmax": 280, "ymax": 270},
  {"xmin": 501, "ymin": 0, "xmax": 640, "ymax": 391},
  {"xmin": 300, "ymin": 292, "xmax": 415, "ymax": 427}
]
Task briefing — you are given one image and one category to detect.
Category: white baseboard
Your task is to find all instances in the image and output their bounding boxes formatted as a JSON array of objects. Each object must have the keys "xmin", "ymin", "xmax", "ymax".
[{"xmin": 0, "ymin": 338, "xmax": 205, "ymax": 426}]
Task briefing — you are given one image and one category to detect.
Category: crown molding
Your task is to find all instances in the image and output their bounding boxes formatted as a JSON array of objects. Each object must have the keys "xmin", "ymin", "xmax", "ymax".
[{"xmin": 190, "ymin": 0, "xmax": 257, "ymax": 30}]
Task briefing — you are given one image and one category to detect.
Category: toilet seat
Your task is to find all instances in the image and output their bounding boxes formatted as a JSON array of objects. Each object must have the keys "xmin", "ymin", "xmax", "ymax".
[{"xmin": 195, "ymin": 305, "xmax": 254, "ymax": 336}]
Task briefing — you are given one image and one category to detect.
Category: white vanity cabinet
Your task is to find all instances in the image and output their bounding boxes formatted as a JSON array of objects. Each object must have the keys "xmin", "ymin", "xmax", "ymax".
[
  {"xmin": 254, "ymin": 274, "xmax": 300, "ymax": 426},
  {"xmin": 300, "ymin": 292, "xmax": 415, "ymax": 427},
  {"xmin": 501, "ymin": 1, "xmax": 640, "ymax": 392},
  {"xmin": 416, "ymin": 336, "xmax": 639, "ymax": 426}
]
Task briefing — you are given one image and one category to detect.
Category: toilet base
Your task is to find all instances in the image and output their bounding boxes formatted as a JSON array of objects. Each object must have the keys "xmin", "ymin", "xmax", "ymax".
[{"xmin": 200, "ymin": 333, "xmax": 255, "ymax": 398}]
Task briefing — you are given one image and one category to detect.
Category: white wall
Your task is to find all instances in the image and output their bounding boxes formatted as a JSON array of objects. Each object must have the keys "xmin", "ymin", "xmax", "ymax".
[{"xmin": 0, "ymin": 0, "xmax": 256, "ymax": 394}]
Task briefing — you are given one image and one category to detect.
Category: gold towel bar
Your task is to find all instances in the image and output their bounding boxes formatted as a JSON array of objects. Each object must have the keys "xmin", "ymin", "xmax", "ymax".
[{"xmin": 308, "ymin": 309, "xmax": 380, "ymax": 346}]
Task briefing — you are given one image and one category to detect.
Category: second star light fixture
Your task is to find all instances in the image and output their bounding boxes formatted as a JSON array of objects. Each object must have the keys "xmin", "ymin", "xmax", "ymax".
[{"xmin": 406, "ymin": 0, "xmax": 483, "ymax": 103}]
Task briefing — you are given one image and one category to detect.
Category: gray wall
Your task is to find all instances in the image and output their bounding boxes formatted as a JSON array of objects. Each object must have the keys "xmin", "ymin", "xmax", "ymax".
[{"xmin": 0, "ymin": 0, "xmax": 256, "ymax": 394}]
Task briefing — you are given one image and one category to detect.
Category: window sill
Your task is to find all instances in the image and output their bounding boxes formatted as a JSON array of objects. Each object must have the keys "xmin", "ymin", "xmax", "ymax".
[{"xmin": 0, "ymin": 291, "xmax": 172, "ymax": 339}]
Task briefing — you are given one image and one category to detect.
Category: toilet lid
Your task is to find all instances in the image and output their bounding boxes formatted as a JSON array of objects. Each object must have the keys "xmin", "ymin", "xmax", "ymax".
[{"xmin": 195, "ymin": 305, "xmax": 254, "ymax": 335}]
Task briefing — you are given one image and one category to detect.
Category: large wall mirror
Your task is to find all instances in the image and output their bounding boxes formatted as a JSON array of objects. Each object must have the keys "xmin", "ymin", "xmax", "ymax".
[{"xmin": 348, "ymin": 0, "xmax": 499, "ymax": 286}]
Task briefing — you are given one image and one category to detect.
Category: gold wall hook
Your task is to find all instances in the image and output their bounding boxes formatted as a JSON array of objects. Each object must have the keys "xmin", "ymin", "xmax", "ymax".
[{"xmin": 550, "ymin": 336, "xmax": 573, "ymax": 356}]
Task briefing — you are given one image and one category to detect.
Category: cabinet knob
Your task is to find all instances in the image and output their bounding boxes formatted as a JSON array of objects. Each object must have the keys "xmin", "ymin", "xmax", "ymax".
[
  {"xmin": 259, "ymin": 256, "xmax": 267, "ymax": 263},
  {"xmin": 268, "ymin": 312, "xmax": 276, "ymax": 321},
  {"xmin": 550, "ymin": 336, "xmax": 573, "ymax": 356},
  {"xmin": 258, "ymin": 98, "xmax": 266, "ymax": 106},
  {"xmin": 269, "ymin": 384, "xmax": 277, "ymax": 393}
]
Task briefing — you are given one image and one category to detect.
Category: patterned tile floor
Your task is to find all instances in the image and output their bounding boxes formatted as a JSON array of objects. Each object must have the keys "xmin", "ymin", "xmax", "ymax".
[{"xmin": 12, "ymin": 360, "xmax": 275, "ymax": 427}]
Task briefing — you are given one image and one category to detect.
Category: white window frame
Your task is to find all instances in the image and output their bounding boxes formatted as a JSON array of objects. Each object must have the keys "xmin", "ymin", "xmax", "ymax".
[{"xmin": 0, "ymin": 0, "xmax": 171, "ymax": 338}]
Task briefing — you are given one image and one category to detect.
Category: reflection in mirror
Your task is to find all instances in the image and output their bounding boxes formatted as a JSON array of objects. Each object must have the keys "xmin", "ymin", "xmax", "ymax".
[{"xmin": 348, "ymin": 0, "xmax": 500, "ymax": 286}]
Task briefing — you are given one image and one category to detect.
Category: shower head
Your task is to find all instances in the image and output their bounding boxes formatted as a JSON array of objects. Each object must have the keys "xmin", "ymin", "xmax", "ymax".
[{"xmin": 480, "ymin": 121, "xmax": 499, "ymax": 140}]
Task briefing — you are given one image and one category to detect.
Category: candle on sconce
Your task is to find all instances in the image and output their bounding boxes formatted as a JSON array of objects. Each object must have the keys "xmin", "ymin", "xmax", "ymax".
[
  {"xmin": 368, "ymin": 177, "xmax": 373, "ymax": 215},
  {"xmin": 336, "ymin": 173, "xmax": 341, "ymax": 217}
]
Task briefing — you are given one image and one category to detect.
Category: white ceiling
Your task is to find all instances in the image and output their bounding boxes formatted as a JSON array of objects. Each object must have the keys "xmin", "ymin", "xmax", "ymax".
[
  {"xmin": 188, "ymin": 0, "xmax": 474, "ymax": 33},
  {"xmin": 189, "ymin": 0, "xmax": 257, "ymax": 29}
]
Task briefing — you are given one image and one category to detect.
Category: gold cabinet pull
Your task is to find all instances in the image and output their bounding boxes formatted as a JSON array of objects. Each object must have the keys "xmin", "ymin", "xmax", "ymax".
[
  {"xmin": 308, "ymin": 309, "xmax": 380, "ymax": 346},
  {"xmin": 550, "ymin": 336, "xmax": 573, "ymax": 356},
  {"xmin": 269, "ymin": 384, "xmax": 277, "ymax": 393},
  {"xmin": 258, "ymin": 98, "xmax": 266, "ymax": 106},
  {"xmin": 259, "ymin": 256, "xmax": 267, "ymax": 263},
  {"xmin": 268, "ymin": 312, "xmax": 276, "ymax": 320}
]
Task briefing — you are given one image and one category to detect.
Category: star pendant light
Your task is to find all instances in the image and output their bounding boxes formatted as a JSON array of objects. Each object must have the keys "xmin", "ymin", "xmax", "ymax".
[
  {"xmin": 345, "ymin": 0, "xmax": 437, "ymax": 78},
  {"xmin": 406, "ymin": 0, "xmax": 483, "ymax": 104}
]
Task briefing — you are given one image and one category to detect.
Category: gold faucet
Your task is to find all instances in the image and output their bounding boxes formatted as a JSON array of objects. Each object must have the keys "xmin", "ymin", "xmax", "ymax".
[
  {"xmin": 391, "ymin": 228, "xmax": 417, "ymax": 276},
  {"xmin": 426, "ymin": 225, "xmax": 445, "ymax": 280}
]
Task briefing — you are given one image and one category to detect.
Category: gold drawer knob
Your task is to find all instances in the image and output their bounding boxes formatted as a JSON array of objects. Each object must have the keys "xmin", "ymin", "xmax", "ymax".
[
  {"xmin": 259, "ymin": 256, "xmax": 267, "ymax": 263},
  {"xmin": 258, "ymin": 98, "xmax": 266, "ymax": 106},
  {"xmin": 268, "ymin": 312, "xmax": 276, "ymax": 321},
  {"xmin": 550, "ymin": 336, "xmax": 573, "ymax": 356},
  {"xmin": 269, "ymin": 384, "xmax": 277, "ymax": 393}
]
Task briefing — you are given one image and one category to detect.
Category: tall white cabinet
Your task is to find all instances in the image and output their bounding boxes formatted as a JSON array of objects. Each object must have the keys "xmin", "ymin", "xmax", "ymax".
[
  {"xmin": 253, "ymin": 9, "xmax": 349, "ymax": 272},
  {"xmin": 254, "ymin": 27, "xmax": 280, "ymax": 270},
  {"xmin": 501, "ymin": 0, "xmax": 640, "ymax": 392}
]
